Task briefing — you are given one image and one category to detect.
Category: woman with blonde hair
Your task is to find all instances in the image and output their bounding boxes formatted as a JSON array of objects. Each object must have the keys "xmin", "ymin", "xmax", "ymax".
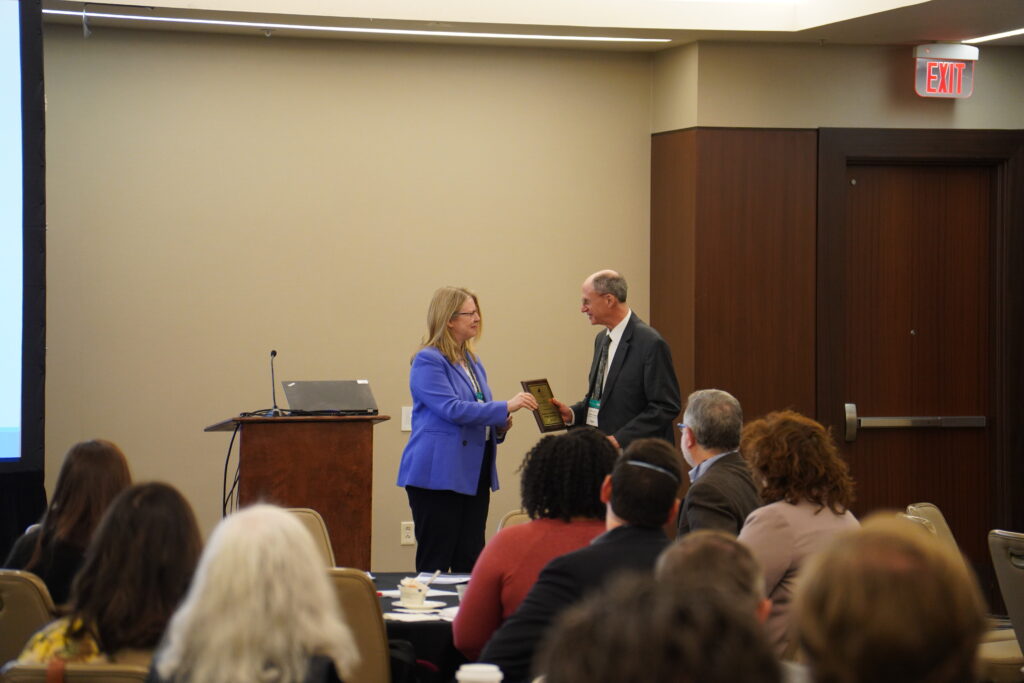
[
  {"xmin": 150, "ymin": 504, "xmax": 358, "ymax": 683},
  {"xmin": 737, "ymin": 410, "xmax": 860, "ymax": 656},
  {"xmin": 396, "ymin": 286, "xmax": 537, "ymax": 572},
  {"xmin": 4, "ymin": 439, "xmax": 132, "ymax": 605}
]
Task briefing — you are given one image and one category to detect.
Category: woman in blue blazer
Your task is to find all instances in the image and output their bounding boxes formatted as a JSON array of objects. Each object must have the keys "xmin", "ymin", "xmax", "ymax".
[{"xmin": 397, "ymin": 286, "xmax": 537, "ymax": 572}]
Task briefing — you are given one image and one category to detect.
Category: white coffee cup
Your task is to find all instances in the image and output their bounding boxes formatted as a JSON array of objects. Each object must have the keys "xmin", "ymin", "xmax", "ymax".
[
  {"xmin": 456, "ymin": 663, "xmax": 503, "ymax": 683},
  {"xmin": 399, "ymin": 579, "xmax": 427, "ymax": 606}
]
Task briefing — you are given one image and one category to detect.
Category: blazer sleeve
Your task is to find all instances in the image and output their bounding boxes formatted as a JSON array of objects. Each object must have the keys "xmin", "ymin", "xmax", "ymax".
[
  {"xmin": 612, "ymin": 334, "xmax": 681, "ymax": 447},
  {"xmin": 411, "ymin": 350, "xmax": 509, "ymax": 427},
  {"xmin": 680, "ymin": 481, "xmax": 744, "ymax": 536},
  {"xmin": 738, "ymin": 505, "xmax": 794, "ymax": 596}
]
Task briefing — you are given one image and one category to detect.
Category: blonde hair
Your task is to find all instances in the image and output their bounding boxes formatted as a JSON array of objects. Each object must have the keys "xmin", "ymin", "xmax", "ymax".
[
  {"xmin": 795, "ymin": 514, "xmax": 986, "ymax": 683},
  {"xmin": 155, "ymin": 505, "xmax": 358, "ymax": 683},
  {"xmin": 420, "ymin": 286, "xmax": 482, "ymax": 365}
]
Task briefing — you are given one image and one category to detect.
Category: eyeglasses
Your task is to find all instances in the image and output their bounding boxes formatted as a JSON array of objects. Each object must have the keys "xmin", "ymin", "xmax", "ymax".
[
  {"xmin": 452, "ymin": 310, "xmax": 479, "ymax": 319},
  {"xmin": 676, "ymin": 423, "xmax": 688, "ymax": 433}
]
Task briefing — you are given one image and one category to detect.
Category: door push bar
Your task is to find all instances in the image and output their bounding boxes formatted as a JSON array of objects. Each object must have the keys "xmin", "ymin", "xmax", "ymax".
[{"xmin": 844, "ymin": 403, "xmax": 986, "ymax": 442}]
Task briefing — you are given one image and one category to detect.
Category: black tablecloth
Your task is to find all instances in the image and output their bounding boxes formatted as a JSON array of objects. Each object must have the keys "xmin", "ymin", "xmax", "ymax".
[{"xmin": 374, "ymin": 572, "xmax": 467, "ymax": 682}]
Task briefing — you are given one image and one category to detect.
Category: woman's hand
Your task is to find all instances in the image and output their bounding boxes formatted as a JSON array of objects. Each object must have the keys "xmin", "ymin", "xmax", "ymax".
[{"xmin": 507, "ymin": 392, "xmax": 539, "ymax": 413}]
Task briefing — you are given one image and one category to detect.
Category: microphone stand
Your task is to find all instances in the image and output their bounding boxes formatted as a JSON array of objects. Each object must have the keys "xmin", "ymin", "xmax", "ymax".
[{"xmin": 270, "ymin": 349, "xmax": 282, "ymax": 417}]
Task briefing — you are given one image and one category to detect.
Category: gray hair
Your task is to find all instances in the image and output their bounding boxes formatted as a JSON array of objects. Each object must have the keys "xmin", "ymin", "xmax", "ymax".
[
  {"xmin": 683, "ymin": 389, "xmax": 742, "ymax": 451},
  {"xmin": 591, "ymin": 272, "xmax": 628, "ymax": 303},
  {"xmin": 155, "ymin": 504, "xmax": 359, "ymax": 683}
]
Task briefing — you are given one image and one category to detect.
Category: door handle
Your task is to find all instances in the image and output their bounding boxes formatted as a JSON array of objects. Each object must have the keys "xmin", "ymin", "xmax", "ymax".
[{"xmin": 843, "ymin": 403, "xmax": 986, "ymax": 442}]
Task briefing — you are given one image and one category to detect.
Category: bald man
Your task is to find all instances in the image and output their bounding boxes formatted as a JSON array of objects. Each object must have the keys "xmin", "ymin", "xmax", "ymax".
[{"xmin": 552, "ymin": 270, "xmax": 680, "ymax": 449}]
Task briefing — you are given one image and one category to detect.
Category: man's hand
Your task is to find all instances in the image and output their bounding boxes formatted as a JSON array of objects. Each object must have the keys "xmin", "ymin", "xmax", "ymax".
[
  {"xmin": 607, "ymin": 435, "xmax": 620, "ymax": 449},
  {"xmin": 550, "ymin": 397, "xmax": 572, "ymax": 425}
]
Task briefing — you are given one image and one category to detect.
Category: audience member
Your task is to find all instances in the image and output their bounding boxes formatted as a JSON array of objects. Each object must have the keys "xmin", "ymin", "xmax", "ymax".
[
  {"xmin": 454, "ymin": 428, "xmax": 616, "ymax": 660},
  {"xmin": 537, "ymin": 573, "xmax": 781, "ymax": 683},
  {"xmin": 150, "ymin": 504, "xmax": 359, "ymax": 683},
  {"xmin": 737, "ymin": 410, "xmax": 859, "ymax": 656},
  {"xmin": 795, "ymin": 514, "xmax": 987, "ymax": 683},
  {"xmin": 479, "ymin": 437, "xmax": 682, "ymax": 683},
  {"xmin": 3, "ymin": 439, "xmax": 132, "ymax": 605},
  {"xmin": 17, "ymin": 482, "xmax": 201, "ymax": 666},
  {"xmin": 675, "ymin": 389, "xmax": 760, "ymax": 536},
  {"xmin": 656, "ymin": 529, "xmax": 809, "ymax": 683}
]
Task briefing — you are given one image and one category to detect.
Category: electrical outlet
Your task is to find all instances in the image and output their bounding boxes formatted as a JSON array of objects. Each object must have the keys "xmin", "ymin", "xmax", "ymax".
[{"xmin": 400, "ymin": 521, "xmax": 415, "ymax": 546}]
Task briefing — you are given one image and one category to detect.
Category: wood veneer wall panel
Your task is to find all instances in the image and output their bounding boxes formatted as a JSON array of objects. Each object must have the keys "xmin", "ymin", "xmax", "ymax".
[
  {"xmin": 693, "ymin": 129, "xmax": 817, "ymax": 421},
  {"xmin": 651, "ymin": 130, "xmax": 697, "ymax": 408}
]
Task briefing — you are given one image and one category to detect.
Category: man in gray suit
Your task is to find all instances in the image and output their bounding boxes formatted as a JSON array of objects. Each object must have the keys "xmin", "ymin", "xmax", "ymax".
[
  {"xmin": 551, "ymin": 270, "xmax": 681, "ymax": 449},
  {"xmin": 676, "ymin": 389, "xmax": 761, "ymax": 537}
]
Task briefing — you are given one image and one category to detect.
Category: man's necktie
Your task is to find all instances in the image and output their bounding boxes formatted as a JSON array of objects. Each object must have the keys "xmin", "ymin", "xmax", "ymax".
[{"xmin": 591, "ymin": 333, "xmax": 612, "ymax": 401}]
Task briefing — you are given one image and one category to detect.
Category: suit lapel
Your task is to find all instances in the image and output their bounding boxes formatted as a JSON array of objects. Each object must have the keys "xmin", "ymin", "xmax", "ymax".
[{"xmin": 602, "ymin": 315, "xmax": 636, "ymax": 400}]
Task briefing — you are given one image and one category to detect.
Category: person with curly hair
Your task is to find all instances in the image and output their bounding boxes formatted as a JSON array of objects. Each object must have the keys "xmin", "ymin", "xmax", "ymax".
[
  {"xmin": 4, "ymin": 439, "xmax": 132, "ymax": 606},
  {"xmin": 17, "ymin": 482, "xmax": 202, "ymax": 666},
  {"xmin": 479, "ymin": 438, "xmax": 682, "ymax": 683},
  {"xmin": 737, "ymin": 410, "xmax": 859, "ymax": 657},
  {"xmin": 452, "ymin": 427, "xmax": 617, "ymax": 660}
]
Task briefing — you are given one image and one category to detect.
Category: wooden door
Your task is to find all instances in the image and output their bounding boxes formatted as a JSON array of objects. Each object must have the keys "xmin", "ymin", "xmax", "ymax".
[
  {"xmin": 821, "ymin": 163, "xmax": 992, "ymax": 555},
  {"xmin": 817, "ymin": 129, "xmax": 1024, "ymax": 602}
]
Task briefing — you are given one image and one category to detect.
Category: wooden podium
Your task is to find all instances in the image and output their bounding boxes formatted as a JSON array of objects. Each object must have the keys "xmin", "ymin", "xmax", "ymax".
[{"xmin": 205, "ymin": 414, "xmax": 389, "ymax": 569}]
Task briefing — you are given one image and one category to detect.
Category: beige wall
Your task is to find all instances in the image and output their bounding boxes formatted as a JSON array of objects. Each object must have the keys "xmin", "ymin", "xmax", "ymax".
[
  {"xmin": 42, "ymin": 25, "xmax": 654, "ymax": 569},
  {"xmin": 653, "ymin": 42, "xmax": 1024, "ymax": 131},
  {"xmin": 41, "ymin": 24, "xmax": 1024, "ymax": 569}
]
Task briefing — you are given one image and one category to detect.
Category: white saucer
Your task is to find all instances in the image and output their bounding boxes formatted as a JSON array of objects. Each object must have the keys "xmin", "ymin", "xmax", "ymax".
[{"xmin": 392, "ymin": 600, "xmax": 446, "ymax": 610}]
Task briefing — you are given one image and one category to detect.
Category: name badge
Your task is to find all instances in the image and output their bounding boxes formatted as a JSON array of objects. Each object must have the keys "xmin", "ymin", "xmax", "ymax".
[{"xmin": 586, "ymin": 398, "xmax": 600, "ymax": 427}]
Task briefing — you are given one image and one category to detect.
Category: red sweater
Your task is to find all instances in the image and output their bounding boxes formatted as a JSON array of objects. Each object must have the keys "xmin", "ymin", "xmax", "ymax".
[{"xmin": 452, "ymin": 517, "xmax": 606, "ymax": 660}]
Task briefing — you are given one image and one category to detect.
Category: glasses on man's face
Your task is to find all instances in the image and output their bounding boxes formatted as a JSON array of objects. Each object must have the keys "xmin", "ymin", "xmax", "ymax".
[
  {"xmin": 677, "ymin": 423, "xmax": 688, "ymax": 433},
  {"xmin": 452, "ymin": 310, "xmax": 479, "ymax": 319}
]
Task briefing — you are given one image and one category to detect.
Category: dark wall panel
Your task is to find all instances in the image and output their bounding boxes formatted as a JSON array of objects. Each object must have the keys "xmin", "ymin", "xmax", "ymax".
[
  {"xmin": 652, "ymin": 128, "xmax": 816, "ymax": 424},
  {"xmin": 651, "ymin": 129, "xmax": 696, "ymax": 401}
]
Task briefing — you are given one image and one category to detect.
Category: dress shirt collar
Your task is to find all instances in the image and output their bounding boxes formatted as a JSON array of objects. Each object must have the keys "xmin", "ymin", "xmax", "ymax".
[
  {"xmin": 607, "ymin": 309, "xmax": 631, "ymax": 344},
  {"xmin": 688, "ymin": 449, "xmax": 737, "ymax": 484}
]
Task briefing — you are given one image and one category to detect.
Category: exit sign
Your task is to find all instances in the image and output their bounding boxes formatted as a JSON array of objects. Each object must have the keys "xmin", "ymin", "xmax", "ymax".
[{"xmin": 914, "ymin": 44, "xmax": 979, "ymax": 99}]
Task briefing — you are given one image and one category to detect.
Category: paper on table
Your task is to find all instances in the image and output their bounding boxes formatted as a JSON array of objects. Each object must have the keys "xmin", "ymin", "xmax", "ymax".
[
  {"xmin": 378, "ymin": 589, "xmax": 456, "ymax": 598},
  {"xmin": 383, "ymin": 612, "xmax": 442, "ymax": 622},
  {"xmin": 415, "ymin": 573, "xmax": 471, "ymax": 584}
]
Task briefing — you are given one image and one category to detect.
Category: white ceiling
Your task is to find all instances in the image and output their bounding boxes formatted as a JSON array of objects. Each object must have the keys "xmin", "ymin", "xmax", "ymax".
[{"xmin": 41, "ymin": 0, "xmax": 1024, "ymax": 49}]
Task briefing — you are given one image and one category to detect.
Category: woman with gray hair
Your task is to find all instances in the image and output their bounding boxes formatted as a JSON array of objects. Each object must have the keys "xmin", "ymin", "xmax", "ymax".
[{"xmin": 148, "ymin": 504, "xmax": 359, "ymax": 683}]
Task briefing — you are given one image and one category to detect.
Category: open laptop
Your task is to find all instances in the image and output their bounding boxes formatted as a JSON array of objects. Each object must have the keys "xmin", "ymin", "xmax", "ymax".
[{"xmin": 281, "ymin": 380, "xmax": 378, "ymax": 416}]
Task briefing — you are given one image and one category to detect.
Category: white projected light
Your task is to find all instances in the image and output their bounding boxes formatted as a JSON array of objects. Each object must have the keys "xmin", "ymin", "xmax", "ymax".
[{"xmin": 0, "ymin": 0, "xmax": 21, "ymax": 460}]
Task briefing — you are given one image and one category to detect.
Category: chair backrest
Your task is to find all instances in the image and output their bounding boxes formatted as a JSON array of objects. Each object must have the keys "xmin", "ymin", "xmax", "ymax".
[
  {"xmin": 496, "ymin": 509, "xmax": 530, "ymax": 533},
  {"xmin": 0, "ymin": 570, "xmax": 58, "ymax": 667},
  {"xmin": 988, "ymin": 529, "xmax": 1024, "ymax": 654},
  {"xmin": 0, "ymin": 663, "xmax": 148, "ymax": 683},
  {"xmin": 898, "ymin": 513, "xmax": 938, "ymax": 536},
  {"xmin": 327, "ymin": 568, "xmax": 389, "ymax": 683},
  {"xmin": 286, "ymin": 508, "xmax": 336, "ymax": 566},
  {"xmin": 906, "ymin": 502, "xmax": 958, "ymax": 549}
]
